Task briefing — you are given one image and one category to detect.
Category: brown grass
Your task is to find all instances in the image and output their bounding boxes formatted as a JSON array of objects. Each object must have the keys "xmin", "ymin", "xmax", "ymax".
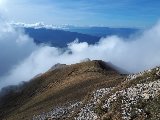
[{"xmin": 0, "ymin": 60, "xmax": 125, "ymax": 120}]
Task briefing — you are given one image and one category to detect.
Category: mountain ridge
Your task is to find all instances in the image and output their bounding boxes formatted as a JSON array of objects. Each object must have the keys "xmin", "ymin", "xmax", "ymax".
[
  {"xmin": 0, "ymin": 60, "xmax": 160, "ymax": 120},
  {"xmin": 0, "ymin": 60, "xmax": 124, "ymax": 120}
]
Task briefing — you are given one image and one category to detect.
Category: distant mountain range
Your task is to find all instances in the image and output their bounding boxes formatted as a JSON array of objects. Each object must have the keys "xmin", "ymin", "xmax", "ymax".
[
  {"xmin": 63, "ymin": 26, "xmax": 139, "ymax": 37},
  {"xmin": 25, "ymin": 28, "xmax": 100, "ymax": 47},
  {"xmin": 12, "ymin": 23, "xmax": 140, "ymax": 48}
]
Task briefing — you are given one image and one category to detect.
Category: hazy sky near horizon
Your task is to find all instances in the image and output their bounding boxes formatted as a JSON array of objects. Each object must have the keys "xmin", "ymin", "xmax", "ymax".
[{"xmin": 0, "ymin": 0, "xmax": 160, "ymax": 27}]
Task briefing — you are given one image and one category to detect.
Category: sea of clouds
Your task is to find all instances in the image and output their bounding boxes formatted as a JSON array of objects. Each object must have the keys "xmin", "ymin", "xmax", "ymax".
[{"xmin": 1, "ymin": 17, "xmax": 160, "ymax": 89}]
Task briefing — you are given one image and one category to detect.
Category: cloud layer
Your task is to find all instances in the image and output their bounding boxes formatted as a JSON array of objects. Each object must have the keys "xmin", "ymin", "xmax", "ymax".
[
  {"xmin": 1, "ymin": 21, "xmax": 160, "ymax": 89},
  {"xmin": 0, "ymin": 21, "xmax": 38, "ymax": 76}
]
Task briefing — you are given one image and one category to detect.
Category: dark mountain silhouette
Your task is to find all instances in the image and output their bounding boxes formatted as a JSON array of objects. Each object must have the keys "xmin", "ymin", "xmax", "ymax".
[
  {"xmin": 65, "ymin": 26, "xmax": 139, "ymax": 37},
  {"xmin": 24, "ymin": 27, "xmax": 139, "ymax": 48},
  {"xmin": 25, "ymin": 28, "xmax": 100, "ymax": 47}
]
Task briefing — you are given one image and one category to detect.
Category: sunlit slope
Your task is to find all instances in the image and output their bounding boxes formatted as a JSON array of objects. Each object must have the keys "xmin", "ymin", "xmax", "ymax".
[{"xmin": 0, "ymin": 60, "xmax": 124, "ymax": 120}]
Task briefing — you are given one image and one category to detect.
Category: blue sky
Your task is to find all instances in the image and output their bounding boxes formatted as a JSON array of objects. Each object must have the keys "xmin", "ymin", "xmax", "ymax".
[{"xmin": 2, "ymin": 0, "xmax": 160, "ymax": 28}]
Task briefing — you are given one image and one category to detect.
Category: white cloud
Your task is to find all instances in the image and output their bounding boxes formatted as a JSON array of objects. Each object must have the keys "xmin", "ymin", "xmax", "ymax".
[
  {"xmin": 1, "ymin": 20, "xmax": 160, "ymax": 90},
  {"xmin": 10, "ymin": 22, "xmax": 73, "ymax": 30},
  {"xmin": 0, "ymin": 21, "xmax": 37, "ymax": 76},
  {"xmin": 12, "ymin": 22, "xmax": 45, "ymax": 28}
]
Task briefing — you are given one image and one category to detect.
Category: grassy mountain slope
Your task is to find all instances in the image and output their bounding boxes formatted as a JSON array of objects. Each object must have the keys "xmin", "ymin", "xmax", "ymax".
[
  {"xmin": 0, "ymin": 60, "xmax": 124, "ymax": 120},
  {"xmin": 1, "ymin": 60, "xmax": 160, "ymax": 120}
]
